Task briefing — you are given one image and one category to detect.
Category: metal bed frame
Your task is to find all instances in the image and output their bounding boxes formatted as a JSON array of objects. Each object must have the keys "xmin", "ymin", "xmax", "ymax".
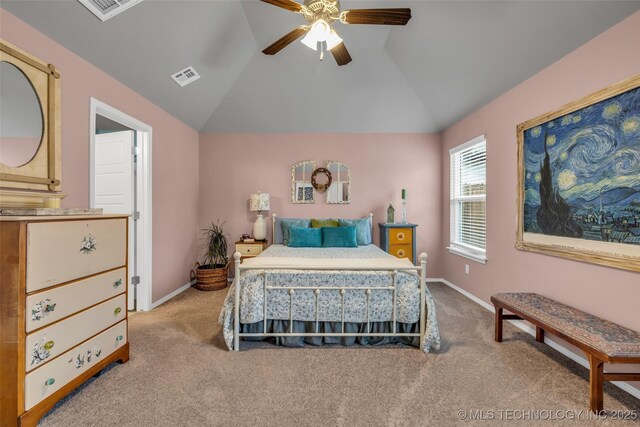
[{"xmin": 232, "ymin": 214, "xmax": 428, "ymax": 351}]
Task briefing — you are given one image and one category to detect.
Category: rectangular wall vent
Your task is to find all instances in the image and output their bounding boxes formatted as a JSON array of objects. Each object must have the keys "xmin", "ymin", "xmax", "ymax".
[
  {"xmin": 78, "ymin": 0, "xmax": 143, "ymax": 22},
  {"xmin": 170, "ymin": 66, "xmax": 201, "ymax": 87}
]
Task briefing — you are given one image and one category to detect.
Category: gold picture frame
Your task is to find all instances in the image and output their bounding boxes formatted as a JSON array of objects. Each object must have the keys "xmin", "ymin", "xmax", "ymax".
[{"xmin": 516, "ymin": 74, "xmax": 640, "ymax": 272}]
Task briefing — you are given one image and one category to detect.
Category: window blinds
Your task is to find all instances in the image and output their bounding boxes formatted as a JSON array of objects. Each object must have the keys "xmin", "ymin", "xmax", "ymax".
[{"xmin": 450, "ymin": 137, "xmax": 487, "ymax": 255}]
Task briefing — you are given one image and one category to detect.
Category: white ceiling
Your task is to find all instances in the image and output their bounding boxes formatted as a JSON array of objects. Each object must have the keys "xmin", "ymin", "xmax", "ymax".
[{"xmin": 2, "ymin": 0, "xmax": 639, "ymax": 133}]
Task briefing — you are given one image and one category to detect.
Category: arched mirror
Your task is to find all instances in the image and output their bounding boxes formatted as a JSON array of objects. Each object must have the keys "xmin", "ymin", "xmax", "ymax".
[
  {"xmin": 0, "ymin": 61, "xmax": 44, "ymax": 168},
  {"xmin": 292, "ymin": 161, "xmax": 315, "ymax": 204},
  {"xmin": 326, "ymin": 161, "xmax": 351, "ymax": 204},
  {"xmin": 0, "ymin": 40, "xmax": 62, "ymax": 208}
]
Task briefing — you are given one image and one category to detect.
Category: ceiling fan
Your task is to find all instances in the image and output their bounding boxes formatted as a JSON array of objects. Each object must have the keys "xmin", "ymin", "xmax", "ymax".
[{"xmin": 261, "ymin": 0, "xmax": 411, "ymax": 66}]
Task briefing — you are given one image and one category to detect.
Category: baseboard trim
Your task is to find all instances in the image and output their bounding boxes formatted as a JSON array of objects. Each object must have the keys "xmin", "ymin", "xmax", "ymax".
[
  {"xmin": 150, "ymin": 280, "xmax": 195, "ymax": 309},
  {"xmin": 427, "ymin": 278, "xmax": 640, "ymax": 401}
]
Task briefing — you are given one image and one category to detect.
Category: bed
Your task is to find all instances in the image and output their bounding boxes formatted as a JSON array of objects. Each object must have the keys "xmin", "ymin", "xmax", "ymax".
[{"xmin": 218, "ymin": 215, "xmax": 441, "ymax": 352}]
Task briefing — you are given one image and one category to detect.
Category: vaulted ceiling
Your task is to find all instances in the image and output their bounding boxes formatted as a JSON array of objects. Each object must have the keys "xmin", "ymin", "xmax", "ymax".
[{"xmin": 2, "ymin": 1, "xmax": 639, "ymax": 133}]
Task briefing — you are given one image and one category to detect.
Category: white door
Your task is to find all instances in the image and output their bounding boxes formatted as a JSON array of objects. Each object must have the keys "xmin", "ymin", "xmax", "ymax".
[{"xmin": 93, "ymin": 131, "xmax": 135, "ymax": 310}]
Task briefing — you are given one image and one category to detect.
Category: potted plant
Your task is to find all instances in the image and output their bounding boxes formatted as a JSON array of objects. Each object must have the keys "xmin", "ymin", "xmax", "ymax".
[{"xmin": 193, "ymin": 221, "xmax": 229, "ymax": 291}]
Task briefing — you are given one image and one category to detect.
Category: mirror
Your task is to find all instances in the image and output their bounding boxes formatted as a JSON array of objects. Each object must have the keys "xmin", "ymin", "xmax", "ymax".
[
  {"xmin": 0, "ymin": 61, "xmax": 44, "ymax": 168},
  {"xmin": 292, "ymin": 161, "xmax": 315, "ymax": 204},
  {"xmin": 0, "ymin": 39, "xmax": 62, "ymax": 208},
  {"xmin": 327, "ymin": 161, "xmax": 351, "ymax": 204}
]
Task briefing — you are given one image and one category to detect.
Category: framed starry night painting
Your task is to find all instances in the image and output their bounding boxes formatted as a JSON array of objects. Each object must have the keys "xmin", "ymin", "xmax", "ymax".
[{"xmin": 516, "ymin": 75, "xmax": 640, "ymax": 272}]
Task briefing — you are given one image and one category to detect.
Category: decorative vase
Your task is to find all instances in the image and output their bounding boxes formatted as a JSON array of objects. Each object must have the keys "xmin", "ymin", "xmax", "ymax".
[
  {"xmin": 401, "ymin": 189, "xmax": 408, "ymax": 224},
  {"xmin": 253, "ymin": 213, "xmax": 267, "ymax": 240}
]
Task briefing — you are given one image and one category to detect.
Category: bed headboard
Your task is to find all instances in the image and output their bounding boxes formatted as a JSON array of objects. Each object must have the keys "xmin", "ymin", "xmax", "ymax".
[{"xmin": 272, "ymin": 213, "xmax": 374, "ymax": 245}]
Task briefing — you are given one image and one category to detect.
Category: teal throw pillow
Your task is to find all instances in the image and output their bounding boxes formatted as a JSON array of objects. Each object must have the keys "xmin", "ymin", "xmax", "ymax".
[
  {"xmin": 322, "ymin": 226, "xmax": 358, "ymax": 248},
  {"xmin": 288, "ymin": 227, "xmax": 323, "ymax": 247},
  {"xmin": 281, "ymin": 219, "xmax": 310, "ymax": 246},
  {"xmin": 339, "ymin": 218, "xmax": 372, "ymax": 245}
]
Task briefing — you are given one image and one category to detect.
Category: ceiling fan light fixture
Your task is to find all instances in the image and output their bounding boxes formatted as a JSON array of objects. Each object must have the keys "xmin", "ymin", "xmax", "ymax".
[
  {"xmin": 309, "ymin": 19, "xmax": 331, "ymax": 41},
  {"xmin": 326, "ymin": 29, "xmax": 343, "ymax": 50},
  {"xmin": 301, "ymin": 32, "xmax": 319, "ymax": 50},
  {"xmin": 302, "ymin": 19, "xmax": 338, "ymax": 52}
]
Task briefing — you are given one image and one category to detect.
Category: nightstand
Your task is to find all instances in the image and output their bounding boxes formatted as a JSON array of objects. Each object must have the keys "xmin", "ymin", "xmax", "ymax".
[
  {"xmin": 235, "ymin": 240, "xmax": 268, "ymax": 262},
  {"xmin": 379, "ymin": 223, "xmax": 418, "ymax": 264}
]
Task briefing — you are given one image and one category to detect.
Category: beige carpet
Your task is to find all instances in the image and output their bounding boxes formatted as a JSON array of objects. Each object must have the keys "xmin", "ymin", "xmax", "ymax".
[{"xmin": 39, "ymin": 283, "xmax": 638, "ymax": 426}]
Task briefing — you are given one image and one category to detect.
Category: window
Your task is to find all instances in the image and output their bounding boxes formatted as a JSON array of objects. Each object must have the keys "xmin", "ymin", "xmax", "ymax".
[{"xmin": 449, "ymin": 135, "xmax": 487, "ymax": 263}]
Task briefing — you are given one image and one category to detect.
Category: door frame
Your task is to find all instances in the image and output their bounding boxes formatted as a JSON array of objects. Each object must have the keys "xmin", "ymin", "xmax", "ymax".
[{"xmin": 89, "ymin": 97, "xmax": 153, "ymax": 311}]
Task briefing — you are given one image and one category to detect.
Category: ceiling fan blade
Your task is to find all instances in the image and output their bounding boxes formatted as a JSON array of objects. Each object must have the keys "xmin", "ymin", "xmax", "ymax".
[
  {"xmin": 262, "ymin": 27, "xmax": 309, "ymax": 55},
  {"xmin": 331, "ymin": 42, "xmax": 352, "ymax": 66},
  {"xmin": 340, "ymin": 8, "xmax": 412, "ymax": 25},
  {"xmin": 260, "ymin": 0, "xmax": 303, "ymax": 13}
]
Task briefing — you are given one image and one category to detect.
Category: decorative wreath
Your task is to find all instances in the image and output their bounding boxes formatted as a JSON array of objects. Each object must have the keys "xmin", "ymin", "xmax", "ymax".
[{"xmin": 311, "ymin": 167, "xmax": 332, "ymax": 193}]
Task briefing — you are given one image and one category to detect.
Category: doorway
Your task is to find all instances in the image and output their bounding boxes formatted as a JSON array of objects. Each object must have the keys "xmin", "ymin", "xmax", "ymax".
[{"xmin": 89, "ymin": 98, "xmax": 153, "ymax": 311}]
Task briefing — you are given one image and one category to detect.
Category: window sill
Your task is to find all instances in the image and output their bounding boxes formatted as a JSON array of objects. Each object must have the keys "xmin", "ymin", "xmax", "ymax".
[{"xmin": 447, "ymin": 246, "xmax": 487, "ymax": 264}]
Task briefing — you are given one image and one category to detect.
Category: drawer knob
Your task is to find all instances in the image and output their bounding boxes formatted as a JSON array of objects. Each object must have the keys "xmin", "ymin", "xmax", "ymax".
[
  {"xmin": 45, "ymin": 378, "xmax": 55, "ymax": 386},
  {"xmin": 397, "ymin": 249, "xmax": 405, "ymax": 257},
  {"xmin": 114, "ymin": 279, "xmax": 123, "ymax": 288},
  {"xmin": 397, "ymin": 232, "xmax": 405, "ymax": 240},
  {"xmin": 114, "ymin": 307, "xmax": 122, "ymax": 317},
  {"xmin": 116, "ymin": 335, "xmax": 124, "ymax": 342}
]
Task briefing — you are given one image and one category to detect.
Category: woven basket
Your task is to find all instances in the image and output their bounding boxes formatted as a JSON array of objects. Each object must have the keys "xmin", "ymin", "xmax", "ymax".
[{"xmin": 192, "ymin": 262, "xmax": 228, "ymax": 291}]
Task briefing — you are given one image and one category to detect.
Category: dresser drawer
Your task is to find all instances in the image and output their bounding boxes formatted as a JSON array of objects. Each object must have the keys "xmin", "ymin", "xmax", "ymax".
[
  {"xmin": 236, "ymin": 244, "xmax": 263, "ymax": 257},
  {"xmin": 26, "ymin": 268, "xmax": 126, "ymax": 333},
  {"xmin": 389, "ymin": 244, "xmax": 413, "ymax": 262},
  {"xmin": 389, "ymin": 228, "xmax": 413, "ymax": 245},
  {"xmin": 26, "ymin": 218, "xmax": 127, "ymax": 292},
  {"xmin": 26, "ymin": 294, "xmax": 126, "ymax": 371},
  {"xmin": 24, "ymin": 321, "xmax": 127, "ymax": 410}
]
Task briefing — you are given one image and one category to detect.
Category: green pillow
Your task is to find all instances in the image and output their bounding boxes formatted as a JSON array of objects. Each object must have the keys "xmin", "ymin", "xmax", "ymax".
[
  {"xmin": 311, "ymin": 218, "xmax": 339, "ymax": 228},
  {"xmin": 288, "ymin": 227, "xmax": 323, "ymax": 247},
  {"xmin": 339, "ymin": 218, "xmax": 372, "ymax": 246},
  {"xmin": 281, "ymin": 219, "xmax": 310, "ymax": 245},
  {"xmin": 322, "ymin": 226, "xmax": 358, "ymax": 247}
]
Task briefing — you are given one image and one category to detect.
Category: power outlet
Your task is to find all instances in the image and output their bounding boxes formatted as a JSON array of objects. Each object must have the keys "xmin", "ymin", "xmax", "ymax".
[{"xmin": 465, "ymin": 264, "xmax": 470, "ymax": 275}]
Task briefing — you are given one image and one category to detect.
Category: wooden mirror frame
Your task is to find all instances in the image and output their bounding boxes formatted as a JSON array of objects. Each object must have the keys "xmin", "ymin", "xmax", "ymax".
[{"xmin": 0, "ymin": 40, "xmax": 62, "ymax": 207}]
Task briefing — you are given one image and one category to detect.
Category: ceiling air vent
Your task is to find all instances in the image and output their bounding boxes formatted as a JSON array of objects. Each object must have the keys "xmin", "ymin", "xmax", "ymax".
[
  {"xmin": 170, "ymin": 67, "xmax": 201, "ymax": 87},
  {"xmin": 78, "ymin": 0, "xmax": 143, "ymax": 22}
]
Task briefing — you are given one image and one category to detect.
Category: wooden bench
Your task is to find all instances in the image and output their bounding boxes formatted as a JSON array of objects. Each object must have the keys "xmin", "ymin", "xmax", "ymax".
[{"xmin": 491, "ymin": 293, "xmax": 640, "ymax": 413}]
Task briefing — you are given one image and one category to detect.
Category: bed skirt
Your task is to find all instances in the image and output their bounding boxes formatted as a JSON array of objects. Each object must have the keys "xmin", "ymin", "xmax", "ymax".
[{"xmin": 240, "ymin": 320, "xmax": 419, "ymax": 348}]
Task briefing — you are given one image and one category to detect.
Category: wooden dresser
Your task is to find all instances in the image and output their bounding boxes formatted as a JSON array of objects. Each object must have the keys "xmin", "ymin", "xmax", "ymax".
[
  {"xmin": 0, "ymin": 215, "xmax": 130, "ymax": 426},
  {"xmin": 379, "ymin": 223, "xmax": 418, "ymax": 265}
]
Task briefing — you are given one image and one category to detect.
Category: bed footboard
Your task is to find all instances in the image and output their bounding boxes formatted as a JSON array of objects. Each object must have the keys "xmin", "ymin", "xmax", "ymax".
[{"xmin": 232, "ymin": 252, "xmax": 430, "ymax": 351}]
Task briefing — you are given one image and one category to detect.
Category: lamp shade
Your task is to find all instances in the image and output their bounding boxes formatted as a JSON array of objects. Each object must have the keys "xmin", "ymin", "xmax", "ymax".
[
  {"xmin": 326, "ymin": 30, "xmax": 343, "ymax": 50},
  {"xmin": 249, "ymin": 192, "xmax": 270, "ymax": 212}
]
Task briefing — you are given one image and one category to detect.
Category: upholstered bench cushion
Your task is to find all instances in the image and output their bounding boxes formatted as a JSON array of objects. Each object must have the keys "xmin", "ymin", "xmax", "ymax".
[{"xmin": 492, "ymin": 293, "xmax": 640, "ymax": 359}]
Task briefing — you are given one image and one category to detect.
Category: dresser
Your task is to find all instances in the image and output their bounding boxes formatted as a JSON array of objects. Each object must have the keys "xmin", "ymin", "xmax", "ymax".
[
  {"xmin": 0, "ymin": 215, "xmax": 129, "ymax": 427},
  {"xmin": 379, "ymin": 223, "xmax": 418, "ymax": 264}
]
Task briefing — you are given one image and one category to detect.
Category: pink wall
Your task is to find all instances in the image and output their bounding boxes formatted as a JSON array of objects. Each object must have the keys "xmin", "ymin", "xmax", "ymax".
[
  {"xmin": 441, "ymin": 12, "xmax": 640, "ymax": 385},
  {"xmin": 1, "ymin": 9, "xmax": 200, "ymax": 304},
  {"xmin": 199, "ymin": 133, "xmax": 443, "ymax": 278}
]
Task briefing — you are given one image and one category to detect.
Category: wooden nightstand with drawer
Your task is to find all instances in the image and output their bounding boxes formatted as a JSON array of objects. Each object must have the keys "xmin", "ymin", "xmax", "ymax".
[
  {"xmin": 235, "ymin": 240, "xmax": 268, "ymax": 262},
  {"xmin": 379, "ymin": 223, "xmax": 418, "ymax": 264}
]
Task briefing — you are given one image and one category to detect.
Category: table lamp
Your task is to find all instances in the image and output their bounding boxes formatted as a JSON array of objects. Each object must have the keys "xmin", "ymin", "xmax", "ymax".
[{"xmin": 249, "ymin": 191, "xmax": 270, "ymax": 241}]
